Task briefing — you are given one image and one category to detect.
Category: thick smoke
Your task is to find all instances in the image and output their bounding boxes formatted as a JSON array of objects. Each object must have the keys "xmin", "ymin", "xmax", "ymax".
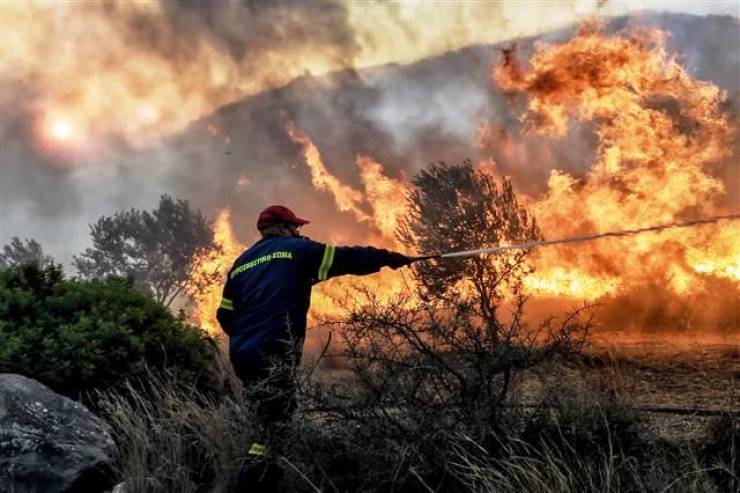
[
  {"xmin": 169, "ymin": 13, "xmax": 738, "ymax": 238},
  {"xmin": 1, "ymin": 1, "xmax": 359, "ymax": 145},
  {"xmin": 0, "ymin": 0, "xmax": 360, "ymax": 262},
  {"xmin": 159, "ymin": 1, "xmax": 358, "ymax": 62}
]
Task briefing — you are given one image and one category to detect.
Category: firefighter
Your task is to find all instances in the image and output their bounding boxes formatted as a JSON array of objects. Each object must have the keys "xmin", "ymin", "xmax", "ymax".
[{"xmin": 216, "ymin": 205, "xmax": 412, "ymax": 491}]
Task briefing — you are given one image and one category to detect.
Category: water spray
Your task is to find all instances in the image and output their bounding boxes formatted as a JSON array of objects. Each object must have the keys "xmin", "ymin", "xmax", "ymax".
[{"xmin": 413, "ymin": 213, "xmax": 740, "ymax": 261}]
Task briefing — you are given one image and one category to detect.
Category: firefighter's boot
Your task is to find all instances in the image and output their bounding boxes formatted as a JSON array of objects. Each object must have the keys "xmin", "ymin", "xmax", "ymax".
[{"xmin": 235, "ymin": 442, "xmax": 282, "ymax": 492}]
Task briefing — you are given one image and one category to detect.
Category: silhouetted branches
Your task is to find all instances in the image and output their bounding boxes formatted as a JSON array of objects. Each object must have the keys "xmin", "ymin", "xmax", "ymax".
[{"xmin": 74, "ymin": 195, "xmax": 219, "ymax": 307}]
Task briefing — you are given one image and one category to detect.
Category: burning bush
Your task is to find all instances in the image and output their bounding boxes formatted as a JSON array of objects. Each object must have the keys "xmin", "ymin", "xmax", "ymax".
[
  {"xmin": 285, "ymin": 160, "xmax": 593, "ymax": 490},
  {"xmin": 0, "ymin": 263, "xmax": 215, "ymax": 400}
]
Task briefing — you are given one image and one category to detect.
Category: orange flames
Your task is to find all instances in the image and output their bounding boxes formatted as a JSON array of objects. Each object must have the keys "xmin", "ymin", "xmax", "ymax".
[
  {"xmin": 192, "ymin": 22, "xmax": 738, "ymax": 339},
  {"xmin": 285, "ymin": 121, "xmax": 412, "ymax": 320},
  {"xmin": 491, "ymin": 22, "xmax": 738, "ymax": 303},
  {"xmin": 189, "ymin": 210, "xmax": 244, "ymax": 335},
  {"xmin": 357, "ymin": 156, "xmax": 411, "ymax": 246},
  {"xmin": 285, "ymin": 120, "xmax": 411, "ymax": 250},
  {"xmin": 285, "ymin": 121, "xmax": 370, "ymax": 223},
  {"xmin": 192, "ymin": 127, "xmax": 411, "ymax": 336}
]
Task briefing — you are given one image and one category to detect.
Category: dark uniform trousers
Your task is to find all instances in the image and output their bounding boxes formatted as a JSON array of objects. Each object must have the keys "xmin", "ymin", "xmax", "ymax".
[
  {"xmin": 234, "ymin": 338, "xmax": 301, "ymax": 439},
  {"xmin": 232, "ymin": 337, "xmax": 301, "ymax": 491}
]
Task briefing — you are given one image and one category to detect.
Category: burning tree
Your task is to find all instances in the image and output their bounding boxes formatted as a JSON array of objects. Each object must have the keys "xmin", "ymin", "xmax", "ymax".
[
  {"xmin": 489, "ymin": 22, "xmax": 738, "ymax": 305},
  {"xmin": 74, "ymin": 195, "xmax": 219, "ymax": 308}
]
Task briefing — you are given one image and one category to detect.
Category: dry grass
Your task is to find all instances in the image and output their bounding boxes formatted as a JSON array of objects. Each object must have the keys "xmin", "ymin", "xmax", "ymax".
[
  {"xmin": 94, "ymin": 349, "xmax": 739, "ymax": 492},
  {"xmin": 97, "ymin": 368, "xmax": 248, "ymax": 493},
  {"xmin": 450, "ymin": 430, "xmax": 726, "ymax": 493}
]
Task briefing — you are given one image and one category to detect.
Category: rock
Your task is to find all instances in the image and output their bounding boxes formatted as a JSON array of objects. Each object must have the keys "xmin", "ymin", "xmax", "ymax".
[
  {"xmin": 0, "ymin": 374, "xmax": 118, "ymax": 493},
  {"xmin": 110, "ymin": 481, "xmax": 126, "ymax": 493}
]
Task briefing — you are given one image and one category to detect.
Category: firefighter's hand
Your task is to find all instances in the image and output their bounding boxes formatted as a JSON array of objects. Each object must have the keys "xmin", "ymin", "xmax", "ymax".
[{"xmin": 387, "ymin": 251, "xmax": 413, "ymax": 269}]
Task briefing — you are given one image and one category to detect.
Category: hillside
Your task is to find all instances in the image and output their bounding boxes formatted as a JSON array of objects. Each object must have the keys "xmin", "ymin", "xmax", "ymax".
[{"xmin": 157, "ymin": 12, "xmax": 738, "ymax": 241}]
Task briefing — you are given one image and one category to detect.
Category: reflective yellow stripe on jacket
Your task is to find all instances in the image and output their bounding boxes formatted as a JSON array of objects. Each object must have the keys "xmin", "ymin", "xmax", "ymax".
[
  {"xmin": 219, "ymin": 297, "xmax": 234, "ymax": 311},
  {"xmin": 248, "ymin": 442, "xmax": 266, "ymax": 457},
  {"xmin": 318, "ymin": 244, "xmax": 335, "ymax": 281}
]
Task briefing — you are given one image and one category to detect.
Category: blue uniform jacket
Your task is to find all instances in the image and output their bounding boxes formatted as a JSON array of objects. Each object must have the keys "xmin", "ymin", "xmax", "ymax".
[{"xmin": 216, "ymin": 234, "xmax": 397, "ymax": 365}]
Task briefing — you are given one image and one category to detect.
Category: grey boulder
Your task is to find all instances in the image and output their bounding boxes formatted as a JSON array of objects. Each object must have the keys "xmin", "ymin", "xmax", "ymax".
[{"xmin": 0, "ymin": 374, "xmax": 118, "ymax": 493}]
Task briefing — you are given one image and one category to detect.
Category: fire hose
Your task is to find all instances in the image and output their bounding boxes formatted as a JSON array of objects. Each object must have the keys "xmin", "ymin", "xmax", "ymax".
[{"xmin": 411, "ymin": 213, "xmax": 740, "ymax": 262}]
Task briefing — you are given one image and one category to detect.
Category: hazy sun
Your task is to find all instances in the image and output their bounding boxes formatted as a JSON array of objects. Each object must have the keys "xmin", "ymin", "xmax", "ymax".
[
  {"xmin": 49, "ymin": 120, "xmax": 73, "ymax": 141},
  {"xmin": 38, "ymin": 113, "xmax": 89, "ymax": 156}
]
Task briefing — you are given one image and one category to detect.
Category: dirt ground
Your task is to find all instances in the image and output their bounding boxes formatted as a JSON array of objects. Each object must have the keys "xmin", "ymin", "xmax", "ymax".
[
  {"xmin": 527, "ymin": 332, "xmax": 740, "ymax": 442},
  {"xmin": 314, "ymin": 331, "xmax": 738, "ymax": 442}
]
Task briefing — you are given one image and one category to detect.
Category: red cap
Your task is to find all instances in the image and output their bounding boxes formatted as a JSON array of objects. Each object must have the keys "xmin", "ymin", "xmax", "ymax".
[{"xmin": 257, "ymin": 205, "xmax": 310, "ymax": 230}]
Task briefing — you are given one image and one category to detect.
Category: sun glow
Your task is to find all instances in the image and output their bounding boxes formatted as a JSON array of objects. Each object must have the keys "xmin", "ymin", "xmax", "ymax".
[
  {"xmin": 49, "ymin": 120, "xmax": 73, "ymax": 141},
  {"xmin": 38, "ymin": 111, "xmax": 91, "ymax": 155}
]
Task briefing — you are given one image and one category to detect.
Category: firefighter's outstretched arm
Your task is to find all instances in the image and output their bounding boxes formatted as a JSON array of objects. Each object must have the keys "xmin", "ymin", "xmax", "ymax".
[{"xmin": 311, "ymin": 243, "xmax": 411, "ymax": 282}]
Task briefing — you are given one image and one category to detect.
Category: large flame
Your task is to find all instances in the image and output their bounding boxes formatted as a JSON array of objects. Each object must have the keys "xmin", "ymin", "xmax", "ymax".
[
  {"xmin": 285, "ymin": 121, "xmax": 369, "ymax": 223},
  {"xmin": 285, "ymin": 122, "xmax": 412, "ymax": 319},
  {"xmin": 192, "ymin": 22, "xmax": 738, "ymax": 340},
  {"xmin": 190, "ymin": 209, "xmax": 244, "ymax": 335},
  {"xmin": 357, "ymin": 155, "xmax": 410, "ymax": 246},
  {"xmin": 491, "ymin": 23, "xmax": 738, "ymax": 302}
]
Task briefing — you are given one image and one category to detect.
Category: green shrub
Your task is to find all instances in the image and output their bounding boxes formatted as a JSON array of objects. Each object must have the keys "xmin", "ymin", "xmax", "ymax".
[{"xmin": 0, "ymin": 263, "xmax": 214, "ymax": 399}]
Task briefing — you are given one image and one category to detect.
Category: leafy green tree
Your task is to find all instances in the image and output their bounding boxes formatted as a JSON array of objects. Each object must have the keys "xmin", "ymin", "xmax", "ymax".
[
  {"xmin": 0, "ymin": 237, "xmax": 53, "ymax": 268},
  {"xmin": 74, "ymin": 195, "xmax": 219, "ymax": 307},
  {"xmin": 0, "ymin": 263, "xmax": 214, "ymax": 399}
]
